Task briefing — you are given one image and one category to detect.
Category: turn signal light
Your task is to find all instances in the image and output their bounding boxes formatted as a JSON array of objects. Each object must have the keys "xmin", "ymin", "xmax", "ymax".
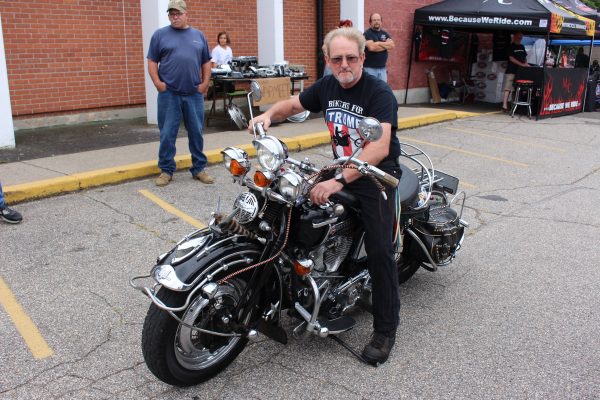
[
  {"xmin": 293, "ymin": 259, "xmax": 314, "ymax": 276},
  {"xmin": 253, "ymin": 171, "xmax": 272, "ymax": 187},
  {"xmin": 229, "ymin": 159, "xmax": 247, "ymax": 176}
]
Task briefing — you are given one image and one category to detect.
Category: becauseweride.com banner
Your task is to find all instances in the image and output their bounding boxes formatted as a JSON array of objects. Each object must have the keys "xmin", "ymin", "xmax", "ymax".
[{"xmin": 538, "ymin": 68, "xmax": 588, "ymax": 118}]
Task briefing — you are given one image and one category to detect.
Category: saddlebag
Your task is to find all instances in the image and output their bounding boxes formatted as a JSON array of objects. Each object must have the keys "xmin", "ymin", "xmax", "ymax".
[{"xmin": 411, "ymin": 201, "xmax": 464, "ymax": 265}]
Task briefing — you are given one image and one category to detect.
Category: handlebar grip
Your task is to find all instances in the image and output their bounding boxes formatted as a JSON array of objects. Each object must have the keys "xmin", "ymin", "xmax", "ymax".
[
  {"xmin": 380, "ymin": 172, "xmax": 399, "ymax": 188},
  {"xmin": 254, "ymin": 122, "xmax": 266, "ymax": 137}
]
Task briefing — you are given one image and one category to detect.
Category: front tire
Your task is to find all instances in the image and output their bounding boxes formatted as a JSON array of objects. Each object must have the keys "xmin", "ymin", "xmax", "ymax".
[{"xmin": 141, "ymin": 278, "xmax": 249, "ymax": 386}]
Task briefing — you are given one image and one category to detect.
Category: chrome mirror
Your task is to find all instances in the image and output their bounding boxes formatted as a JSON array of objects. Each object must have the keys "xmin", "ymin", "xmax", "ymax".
[
  {"xmin": 250, "ymin": 80, "xmax": 262, "ymax": 102},
  {"xmin": 357, "ymin": 117, "xmax": 383, "ymax": 142}
]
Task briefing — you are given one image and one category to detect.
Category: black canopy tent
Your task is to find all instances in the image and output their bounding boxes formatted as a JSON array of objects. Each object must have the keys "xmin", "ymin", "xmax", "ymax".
[
  {"xmin": 407, "ymin": 0, "xmax": 597, "ymax": 118},
  {"xmin": 413, "ymin": 0, "xmax": 594, "ymax": 36},
  {"xmin": 554, "ymin": 0, "xmax": 600, "ymax": 37}
]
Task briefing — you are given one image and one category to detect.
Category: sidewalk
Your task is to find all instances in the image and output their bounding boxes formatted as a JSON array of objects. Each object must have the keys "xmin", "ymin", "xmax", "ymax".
[{"xmin": 1, "ymin": 104, "xmax": 490, "ymax": 204}]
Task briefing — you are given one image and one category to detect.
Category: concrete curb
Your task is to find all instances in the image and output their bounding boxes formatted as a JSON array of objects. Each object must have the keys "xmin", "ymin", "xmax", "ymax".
[{"xmin": 4, "ymin": 110, "xmax": 479, "ymax": 204}]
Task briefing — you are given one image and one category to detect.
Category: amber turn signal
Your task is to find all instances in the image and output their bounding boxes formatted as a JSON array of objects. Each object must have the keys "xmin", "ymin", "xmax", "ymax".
[
  {"xmin": 229, "ymin": 159, "xmax": 247, "ymax": 176},
  {"xmin": 253, "ymin": 171, "xmax": 272, "ymax": 187},
  {"xmin": 293, "ymin": 259, "xmax": 313, "ymax": 276}
]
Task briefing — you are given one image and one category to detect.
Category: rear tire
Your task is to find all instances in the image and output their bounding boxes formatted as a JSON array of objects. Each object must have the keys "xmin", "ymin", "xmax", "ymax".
[{"xmin": 141, "ymin": 278, "xmax": 249, "ymax": 386}]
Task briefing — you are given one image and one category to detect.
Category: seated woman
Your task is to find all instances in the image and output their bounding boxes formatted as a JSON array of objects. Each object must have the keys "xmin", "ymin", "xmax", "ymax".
[
  {"xmin": 211, "ymin": 31, "xmax": 233, "ymax": 67},
  {"xmin": 211, "ymin": 31, "xmax": 234, "ymax": 94}
]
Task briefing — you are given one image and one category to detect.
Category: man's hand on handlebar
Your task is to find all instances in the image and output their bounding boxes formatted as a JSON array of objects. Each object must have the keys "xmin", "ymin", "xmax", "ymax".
[
  {"xmin": 309, "ymin": 179, "xmax": 344, "ymax": 205},
  {"xmin": 248, "ymin": 115, "xmax": 272, "ymax": 135}
]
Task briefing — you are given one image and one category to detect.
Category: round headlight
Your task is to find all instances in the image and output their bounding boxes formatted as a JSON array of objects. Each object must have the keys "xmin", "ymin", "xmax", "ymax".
[
  {"xmin": 278, "ymin": 170, "xmax": 303, "ymax": 201},
  {"xmin": 253, "ymin": 136, "xmax": 287, "ymax": 172}
]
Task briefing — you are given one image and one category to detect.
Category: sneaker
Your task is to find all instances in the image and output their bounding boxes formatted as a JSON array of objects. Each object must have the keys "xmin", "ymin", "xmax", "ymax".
[
  {"xmin": 193, "ymin": 170, "xmax": 214, "ymax": 184},
  {"xmin": 361, "ymin": 330, "xmax": 396, "ymax": 366},
  {"xmin": 0, "ymin": 205, "xmax": 23, "ymax": 224},
  {"xmin": 154, "ymin": 172, "xmax": 172, "ymax": 187}
]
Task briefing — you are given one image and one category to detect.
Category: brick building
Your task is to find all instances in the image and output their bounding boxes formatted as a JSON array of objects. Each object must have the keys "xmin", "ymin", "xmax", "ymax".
[{"xmin": 0, "ymin": 0, "xmax": 444, "ymax": 148}]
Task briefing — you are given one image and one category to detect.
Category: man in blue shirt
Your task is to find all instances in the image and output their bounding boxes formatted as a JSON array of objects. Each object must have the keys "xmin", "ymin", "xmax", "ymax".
[
  {"xmin": 147, "ymin": 0, "xmax": 214, "ymax": 186},
  {"xmin": 363, "ymin": 13, "xmax": 395, "ymax": 83}
]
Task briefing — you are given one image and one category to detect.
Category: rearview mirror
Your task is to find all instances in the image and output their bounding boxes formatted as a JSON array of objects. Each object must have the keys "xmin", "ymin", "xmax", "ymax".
[
  {"xmin": 357, "ymin": 117, "xmax": 383, "ymax": 142},
  {"xmin": 250, "ymin": 80, "xmax": 262, "ymax": 102}
]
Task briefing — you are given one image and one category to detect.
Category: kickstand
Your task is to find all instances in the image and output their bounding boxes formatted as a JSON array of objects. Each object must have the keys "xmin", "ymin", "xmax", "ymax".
[{"xmin": 329, "ymin": 335, "xmax": 374, "ymax": 366}]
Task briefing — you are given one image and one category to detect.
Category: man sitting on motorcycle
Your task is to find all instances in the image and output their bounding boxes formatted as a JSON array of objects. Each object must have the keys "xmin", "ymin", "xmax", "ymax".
[{"xmin": 250, "ymin": 27, "xmax": 402, "ymax": 365}]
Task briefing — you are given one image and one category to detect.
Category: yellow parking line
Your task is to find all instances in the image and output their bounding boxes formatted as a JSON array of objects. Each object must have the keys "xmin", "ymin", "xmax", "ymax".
[
  {"xmin": 139, "ymin": 189, "xmax": 206, "ymax": 229},
  {"xmin": 399, "ymin": 136, "xmax": 529, "ymax": 168},
  {"xmin": 0, "ymin": 277, "xmax": 54, "ymax": 359},
  {"xmin": 444, "ymin": 126, "xmax": 566, "ymax": 153}
]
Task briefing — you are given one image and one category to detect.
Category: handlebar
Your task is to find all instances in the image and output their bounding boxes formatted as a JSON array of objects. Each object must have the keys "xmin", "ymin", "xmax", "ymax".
[
  {"xmin": 253, "ymin": 122, "xmax": 266, "ymax": 137},
  {"xmin": 334, "ymin": 157, "xmax": 399, "ymax": 188},
  {"xmin": 377, "ymin": 172, "xmax": 400, "ymax": 188}
]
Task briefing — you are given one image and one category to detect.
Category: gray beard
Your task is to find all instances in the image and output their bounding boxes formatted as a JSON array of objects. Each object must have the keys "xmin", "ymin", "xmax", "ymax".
[{"xmin": 334, "ymin": 70, "xmax": 356, "ymax": 85}]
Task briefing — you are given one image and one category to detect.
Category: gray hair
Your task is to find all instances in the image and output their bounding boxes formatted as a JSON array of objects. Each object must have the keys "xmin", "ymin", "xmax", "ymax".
[{"xmin": 322, "ymin": 27, "xmax": 366, "ymax": 58}]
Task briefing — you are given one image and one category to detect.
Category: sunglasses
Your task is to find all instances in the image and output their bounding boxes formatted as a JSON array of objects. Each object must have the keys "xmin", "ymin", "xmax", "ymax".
[{"xmin": 329, "ymin": 55, "xmax": 360, "ymax": 65}]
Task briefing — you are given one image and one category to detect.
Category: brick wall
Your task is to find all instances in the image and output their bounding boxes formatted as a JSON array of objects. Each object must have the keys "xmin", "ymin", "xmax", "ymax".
[
  {"xmin": 1, "ymin": 0, "xmax": 146, "ymax": 117},
  {"xmin": 324, "ymin": 0, "xmax": 341, "ymax": 34},
  {"xmin": 283, "ymin": 0, "xmax": 317, "ymax": 85},
  {"xmin": 1, "ymin": 0, "xmax": 456, "ymax": 119},
  {"xmin": 188, "ymin": 1, "xmax": 257, "ymax": 64}
]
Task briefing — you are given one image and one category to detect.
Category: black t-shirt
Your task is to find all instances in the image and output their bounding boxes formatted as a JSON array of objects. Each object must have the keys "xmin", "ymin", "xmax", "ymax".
[
  {"xmin": 506, "ymin": 43, "xmax": 527, "ymax": 74},
  {"xmin": 363, "ymin": 28, "xmax": 392, "ymax": 68},
  {"xmin": 299, "ymin": 73, "xmax": 400, "ymax": 164}
]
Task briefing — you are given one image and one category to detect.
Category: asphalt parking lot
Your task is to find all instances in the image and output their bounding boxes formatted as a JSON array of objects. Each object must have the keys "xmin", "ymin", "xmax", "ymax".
[{"xmin": 1, "ymin": 112, "xmax": 599, "ymax": 399}]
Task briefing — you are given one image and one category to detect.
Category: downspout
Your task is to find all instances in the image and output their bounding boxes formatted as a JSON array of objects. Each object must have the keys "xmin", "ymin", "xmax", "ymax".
[
  {"xmin": 404, "ymin": 24, "xmax": 417, "ymax": 104},
  {"xmin": 316, "ymin": 0, "xmax": 324, "ymax": 77}
]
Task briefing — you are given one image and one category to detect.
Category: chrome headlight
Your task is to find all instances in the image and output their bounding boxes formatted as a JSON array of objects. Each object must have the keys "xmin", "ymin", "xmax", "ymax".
[
  {"xmin": 221, "ymin": 147, "xmax": 250, "ymax": 176},
  {"xmin": 278, "ymin": 170, "xmax": 303, "ymax": 201},
  {"xmin": 253, "ymin": 136, "xmax": 287, "ymax": 172}
]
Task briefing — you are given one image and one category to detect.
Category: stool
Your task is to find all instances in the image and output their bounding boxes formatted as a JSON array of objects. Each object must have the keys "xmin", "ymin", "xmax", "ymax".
[{"xmin": 510, "ymin": 79, "xmax": 534, "ymax": 119}]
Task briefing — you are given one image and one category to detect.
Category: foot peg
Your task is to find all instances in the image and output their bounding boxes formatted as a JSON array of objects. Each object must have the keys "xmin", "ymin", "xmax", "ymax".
[
  {"xmin": 292, "ymin": 316, "xmax": 356, "ymax": 338},
  {"xmin": 319, "ymin": 316, "xmax": 356, "ymax": 335}
]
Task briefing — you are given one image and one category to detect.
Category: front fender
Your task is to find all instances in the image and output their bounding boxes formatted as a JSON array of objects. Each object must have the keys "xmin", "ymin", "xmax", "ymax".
[
  {"xmin": 130, "ymin": 232, "xmax": 265, "ymax": 313},
  {"xmin": 161, "ymin": 232, "xmax": 264, "ymax": 289}
]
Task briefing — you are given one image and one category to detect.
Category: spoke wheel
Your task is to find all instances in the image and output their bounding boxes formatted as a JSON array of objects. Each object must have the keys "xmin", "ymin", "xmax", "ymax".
[{"xmin": 174, "ymin": 280, "xmax": 246, "ymax": 370}]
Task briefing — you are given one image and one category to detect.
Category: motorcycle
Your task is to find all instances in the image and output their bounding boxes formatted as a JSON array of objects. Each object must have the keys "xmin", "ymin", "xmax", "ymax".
[{"xmin": 131, "ymin": 82, "xmax": 468, "ymax": 386}]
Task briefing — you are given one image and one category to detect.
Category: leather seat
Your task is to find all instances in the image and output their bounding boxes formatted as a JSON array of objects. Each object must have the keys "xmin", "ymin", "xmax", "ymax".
[{"xmin": 398, "ymin": 164, "xmax": 420, "ymax": 209}]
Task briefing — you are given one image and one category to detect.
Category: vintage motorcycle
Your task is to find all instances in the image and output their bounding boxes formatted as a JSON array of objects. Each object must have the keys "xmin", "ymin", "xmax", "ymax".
[{"xmin": 131, "ymin": 83, "xmax": 468, "ymax": 386}]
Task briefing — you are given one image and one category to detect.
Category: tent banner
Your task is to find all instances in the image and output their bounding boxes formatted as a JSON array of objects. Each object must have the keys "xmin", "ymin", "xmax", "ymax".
[
  {"xmin": 550, "ymin": 11, "xmax": 596, "ymax": 35},
  {"xmin": 538, "ymin": 68, "xmax": 588, "ymax": 118},
  {"xmin": 417, "ymin": 13, "xmax": 549, "ymax": 32}
]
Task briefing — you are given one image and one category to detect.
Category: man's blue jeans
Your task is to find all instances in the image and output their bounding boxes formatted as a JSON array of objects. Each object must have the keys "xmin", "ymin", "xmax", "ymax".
[
  {"xmin": 157, "ymin": 90, "xmax": 207, "ymax": 176},
  {"xmin": 0, "ymin": 182, "xmax": 5, "ymax": 208},
  {"xmin": 363, "ymin": 67, "xmax": 388, "ymax": 83}
]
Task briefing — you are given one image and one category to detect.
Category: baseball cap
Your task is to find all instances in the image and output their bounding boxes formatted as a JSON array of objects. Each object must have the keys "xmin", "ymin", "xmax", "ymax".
[{"xmin": 167, "ymin": 0, "xmax": 187, "ymax": 12}]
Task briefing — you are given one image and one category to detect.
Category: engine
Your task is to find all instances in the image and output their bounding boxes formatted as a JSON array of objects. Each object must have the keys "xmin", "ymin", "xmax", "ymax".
[{"xmin": 310, "ymin": 218, "xmax": 354, "ymax": 274}]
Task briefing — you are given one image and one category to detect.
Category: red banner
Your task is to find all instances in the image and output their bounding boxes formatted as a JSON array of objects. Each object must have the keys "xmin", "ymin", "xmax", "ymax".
[{"xmin": 538, "ymin": 68, "xmax": 587, "ymax": 118}]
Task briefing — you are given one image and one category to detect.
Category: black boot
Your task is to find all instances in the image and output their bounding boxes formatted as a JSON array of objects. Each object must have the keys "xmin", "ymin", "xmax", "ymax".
[{"xmin": 361, "ymin": 330, "xmax": 396, "ymax": 366}]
